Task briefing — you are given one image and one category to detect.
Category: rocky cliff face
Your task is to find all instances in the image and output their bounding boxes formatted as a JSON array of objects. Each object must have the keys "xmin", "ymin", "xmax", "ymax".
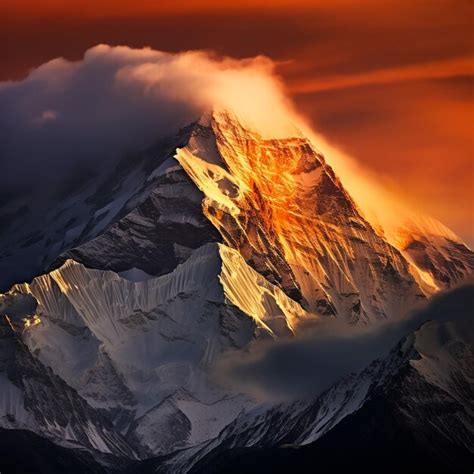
[
  {"xmin": 390, "ymin": 216, "xmax": 474, "ymax": 291},
  {"xmin": 177, "ymin": 111, "xmax": 430, "ymax": 324},
  {"xmin": 59, "ymin": 163, "xmax": 220, "ymax": 279},
  {"xmin": 0, "ymin": 127, "xmax": 195, "ymax": 292}
]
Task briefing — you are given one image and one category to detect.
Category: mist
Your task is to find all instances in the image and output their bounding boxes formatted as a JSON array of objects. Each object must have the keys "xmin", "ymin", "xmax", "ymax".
[{"xmin": 214, "ymin": 283, "xmax": 474, "ymax": 401}]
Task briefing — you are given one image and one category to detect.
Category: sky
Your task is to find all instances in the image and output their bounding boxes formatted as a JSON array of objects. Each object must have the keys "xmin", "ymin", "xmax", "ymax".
[{"xmin": 2, "ymin": 0, "xmax": 473, "ymax": 243}]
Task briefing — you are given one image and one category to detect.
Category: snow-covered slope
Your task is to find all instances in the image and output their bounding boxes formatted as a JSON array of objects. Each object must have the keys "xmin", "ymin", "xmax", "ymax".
[
  {"xmin": 0, "ymin": 314, "xmax": 135, "ymax": 460},
  {"xmin": 153, "ymin": 291, "xmax": 474, "ymax": 473},
  {"xmin": 388, "ymin": 215, "xmax": 474, "ymax": 292},
  {"xmin": 4, "ymin": 242, "xmax": 309, "ymax": 456}
]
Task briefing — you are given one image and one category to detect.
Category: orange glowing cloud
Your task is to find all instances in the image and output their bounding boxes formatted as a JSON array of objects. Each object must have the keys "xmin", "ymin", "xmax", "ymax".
[{"xmin": 289, "ymin": 56, "xmax": 474, "ymax": 94}]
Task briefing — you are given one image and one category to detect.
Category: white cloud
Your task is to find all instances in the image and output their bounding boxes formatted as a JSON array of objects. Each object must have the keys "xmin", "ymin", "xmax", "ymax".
[{"xmin": 0, "ymin": 44, "xmax": 296, "ymax": 207}]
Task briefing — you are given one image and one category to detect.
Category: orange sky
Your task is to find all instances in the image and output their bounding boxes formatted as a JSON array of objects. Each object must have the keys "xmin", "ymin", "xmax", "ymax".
[{"xmin": 2, "ymin": 0, "xmax": 473, "ymax": 243}]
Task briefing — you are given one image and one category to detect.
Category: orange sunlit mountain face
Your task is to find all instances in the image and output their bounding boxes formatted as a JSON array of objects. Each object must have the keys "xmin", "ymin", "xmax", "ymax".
[
  {"xmin": 177, "ymin": 110, "xmax": 428, "ymax": 324},
  {"xmin": 2, "ymin": 0, "xmax": 473, "ymax": 243}
]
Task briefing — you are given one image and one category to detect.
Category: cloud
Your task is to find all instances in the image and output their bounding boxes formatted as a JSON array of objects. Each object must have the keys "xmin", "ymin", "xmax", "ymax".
[
  {"xmin": 214, "ymin": 283, "xmax": 474, "ymax": 401},
  {"xmin": 289, "ymin": 56, "xmax": 474, "ymax": 94},
  {"xmin": 0, "ymin": 44, "xmax": 297, "ymax": 209}
]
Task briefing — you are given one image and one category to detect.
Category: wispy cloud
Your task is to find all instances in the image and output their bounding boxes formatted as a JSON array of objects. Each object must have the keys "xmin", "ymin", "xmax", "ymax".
[
  {"xmin": 214, "ymin": 283, "xmax": 474, "ymax": 400},
  {"xmin": 290, "ymin": 56, "xmax": 474, "ymax": 94}
]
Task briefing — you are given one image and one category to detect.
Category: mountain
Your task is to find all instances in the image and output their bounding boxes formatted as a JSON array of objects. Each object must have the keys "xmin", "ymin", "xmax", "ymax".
[
  {"xmin": 177, "ymin": 111, "xmax": 427, "ymax": 323},
  {"xmin": 0, "ymin": 128, "xmax": 194, "ymax": 292},
  {"xmin": 0, "ymin": 310, "xmax": 136, "ymax": 466},
  {"xmin": 56, "ymin": 110, "xmax": 472, "ymax": 322},
  {"xmin": 0, "ymin": 109, "xmax": 473, "ymax": 472},
  {"xmin": 388, "ymin": 215, "xmax": 474, "ymax": 292},
  {"xmin": 134, "ymin": 286, "xmax": 474, "ymax": 473},
  {"xmin": 4, "ymin": 241, "xmax": 309, "ymax": 458}
]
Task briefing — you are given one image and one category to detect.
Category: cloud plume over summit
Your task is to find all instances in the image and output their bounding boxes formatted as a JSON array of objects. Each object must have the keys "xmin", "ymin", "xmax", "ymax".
[{"xmin": 0, "ymin": 44, "xmax": 296, "ymax": 210}]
